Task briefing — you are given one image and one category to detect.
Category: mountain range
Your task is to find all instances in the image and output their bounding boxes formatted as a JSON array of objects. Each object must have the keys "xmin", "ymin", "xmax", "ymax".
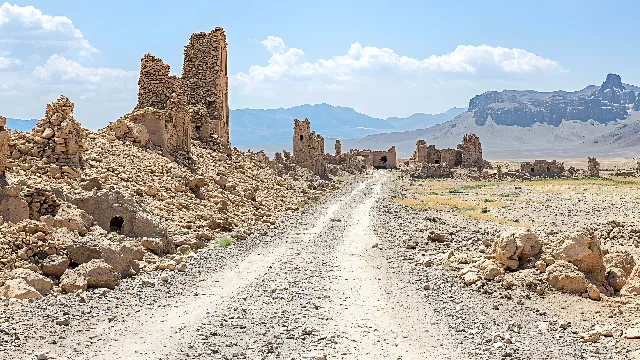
[{"xmin": 230, "ymin": 105, "xmax": 465, "ymax": 146}]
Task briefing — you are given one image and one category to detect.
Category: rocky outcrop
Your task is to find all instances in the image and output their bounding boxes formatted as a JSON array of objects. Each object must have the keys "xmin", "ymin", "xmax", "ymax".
[
  {"xmin": 553, "ymin": 230, "xmax": 606, "ymax": 284},
  {"xmin": 492, "ymin": 229, "xmax": 542, "ymax": 270},
  {"xmin": 469, "ymin": 74, "xmax": 635, "ymax": 127}
]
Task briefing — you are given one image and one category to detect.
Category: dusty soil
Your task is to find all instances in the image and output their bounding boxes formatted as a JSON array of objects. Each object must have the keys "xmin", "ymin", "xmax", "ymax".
[{"xmin": 2, "ymin": 172, "xmax": 640, "ymax": 359}]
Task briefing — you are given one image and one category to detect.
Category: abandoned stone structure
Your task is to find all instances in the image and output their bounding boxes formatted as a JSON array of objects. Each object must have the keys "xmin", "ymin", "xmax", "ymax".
[
  {"xmin": 411, "ymin": 134, "xmax": 482, "ymax": 169},
  {"xmin": 587, "ymin": 157, "xmax": 600, "ymax": 177},
  {"xmin": 115, "ymin": 92, "xmax": 192, "ymax": 154},
  {"xmin": 356, "ymin": 147, "xmax": 397, "ymax": 169},
  {"xmin": 521, "ymin": 160, "xmax": 565, "ymax": 177},
  {"xmin": 28, "ymin": 96, "xmax": 86, "ymax": 166},
  {"xmin": 335, "ymin": 140, "xmax": 342, "ymax": 157},
  {"xmin": 130, "ymin": 27, "xmax": 229, "ymax": 148},
  {"xmin": 292, "ymin": 119, "xmax": 327, "ymax": 175},
  {"xmin": 60, "ymin": 189, "xmax": 166, "ymax": 238},
  {"xmin": 458, "ymin": 134, "xmax": 483, "ymax": 168},
  {"xmin": 413, "ymin": 163, "xmax": 453, "ymax": 178}
]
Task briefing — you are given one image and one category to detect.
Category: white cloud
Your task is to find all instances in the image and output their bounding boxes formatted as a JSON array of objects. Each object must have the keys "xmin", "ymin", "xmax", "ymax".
[
  {"xmin": 232, "ymin": 37, "xmax": 562, "ymax": 92},
  {"xmin": 32, "ymin": 54, "xmax": 136, "ymax": 82},
  {"xmin": 0, "ymin": 2, "xmax": 98, "ymax": 57},
  {"xmin": 0, "ymin": 55, "xmax": 19, "ymax": 69},
  {"xmin": 230, "ymin": 36, "xmax": 565, "ymax": 118}
]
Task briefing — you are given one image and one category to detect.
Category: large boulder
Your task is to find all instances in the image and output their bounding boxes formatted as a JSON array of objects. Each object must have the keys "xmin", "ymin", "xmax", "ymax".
[
  {"xmin": 9, "ymin": 268, "xmax": 52, "ymax": 292},
  {"xmin": 608, "ymin": 267, "xmax": 628, "ymax": 292},
  {"xmin": 554, "ymin": 231, "xmax": 606, "ymax": 283},
  {"xmin": 139, "ymin": 237, "xmax": 174, "ymax": 255},
  {"xmin": 41, "ymin": 255, "xmax": 70, "ymax": 278},
  {"xmin": 546, "ymin": 260, "xmax": 588, "ymax": 294},
  {"xmin": 492, "ymin": 229, "xmax": 542, "ymax": 270},
  {"xmin": 75, "ymin": 259, "xmax": 120, "ymax": 289},
  {"xmin": 604, "ymin": 251, "xmax": 636, "ymax": 276},
  {"xmin": 60, "ymin": 269, "xmax": 87, "ymax": 293},
  {"xmin": 0, "ymin": 278, "xmax": 42, "ymax": 299},
  {"xmin": 66, "ymin": 235, "xmax": 145, "ymax": 277},
  {"xmin": 621, "ymin": 265, "xmax": 640, "ymax": 296}
]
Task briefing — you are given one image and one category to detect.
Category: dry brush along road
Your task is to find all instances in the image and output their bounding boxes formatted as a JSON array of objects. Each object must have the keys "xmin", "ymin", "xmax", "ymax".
[{"xmin": 2, "ymin": 171, "xmax": 637, "ymax": 359}]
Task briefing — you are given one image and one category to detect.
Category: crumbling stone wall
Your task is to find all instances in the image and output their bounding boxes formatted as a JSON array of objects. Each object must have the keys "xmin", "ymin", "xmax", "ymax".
[
  {"xmin": 29, "ymin": 96, "xmax": 85, "ymax": 166},
  {"xmin": 23, "ymin": 187, "xmax": 60, "ymax": 220},
  {"xmin": 587, "ymin": 157, "xmax": 600, "ymax": 177},
  {"xmin": 62, "ymin": 189, "xmax": 165, "ymax": 238},
  {"xmin": 135, "ymin": 54, "xmax": 179, "ymax": 110},
  {"xmin": 0, "ymin": 116, "xmax": 8, "ymax": 185},
  {"xmin": 335, "ymin": 140, "xmax": 342, "ymax": 156},
  {"xmin": 132, "ymin": 28, "xmax": 229, "ymax": 145},
  {"xmin": 459, "ymin": 134, "xmax": 483, "ymax": 168},
  {"xmin": 413, "ymin": 164, "xmax": 453, "ymax": 178},
  {"xmin": 441, "ymin": 149, "xmax": 458, "ymax": 167},
  {"xmin": 413, "ymin": 140, "xmax": 427, "ymax": 163},
  {"xmin": 521, "ymin": 160, "xmax": 565, "ymax": 177},
  {"xmin": 120, "ymin": 93, "xmax": 191, "ymax": 154},
  {"xmin": 412, "ymin": 135, "xmax": 478, "ymax": 169},
  {"xmin": 356, "ymin": 146, "xmax": 397, "ymax": 169},
  {"xmin": 293, "ymin": 118, "xmax": 327, "ymax": 175},
  {"xmin": 182, "ymin": 28, "xmax": 229, "ymax": 143}
]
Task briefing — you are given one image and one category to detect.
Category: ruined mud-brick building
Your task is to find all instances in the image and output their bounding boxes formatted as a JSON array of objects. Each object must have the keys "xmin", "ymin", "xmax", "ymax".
[
  {"xmin": 521, "ymin": 160, "xmax": 565, "ymax": 177},
  {"xmin": 115, "ymin": 27, "xmax": 229, "ymax": 153},
  {"xmin": 26, "ymin": 96, "xmax": 86, "ymax": 166},
  {"xmin": 293, "ymin": 119, "xmax": 327, "ymax": 175},
  {"xmin": 356, "ymin": 146, "xmax": 397, "ymax": 169},
  {"xmin": 411, "ymin": 134, "xmax": 482, "ymax": 169},
  {"xmin": 587, "ymin": 157, "xmax": 600, "ymax": 177}
]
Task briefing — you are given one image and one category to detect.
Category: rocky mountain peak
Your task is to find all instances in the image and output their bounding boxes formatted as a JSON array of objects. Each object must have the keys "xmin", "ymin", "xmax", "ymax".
[{"xmin": 469, "ymin": 74, "xmax": 636, "ymax": 127}]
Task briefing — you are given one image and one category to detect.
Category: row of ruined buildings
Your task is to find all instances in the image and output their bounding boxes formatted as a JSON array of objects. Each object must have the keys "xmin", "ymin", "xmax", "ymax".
[
  {"xmin": 407, "ymin": 135, "xmax": 602, "ymax": 179},
  {"xmin": 290, "ymin": 118, "xmax": 398, "ymax": 176}
]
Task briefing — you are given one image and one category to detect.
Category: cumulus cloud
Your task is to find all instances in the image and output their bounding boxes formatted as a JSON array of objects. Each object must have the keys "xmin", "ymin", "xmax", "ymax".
[
  {"xmin": 0, "ymin": 55, "xmax": 19, "ymax": 69},
  {"xmin": 232, "ymin": 37, "xmax": 561, "ymax": 92},
  {"xmin": 230, "ymin": 36, "xmax": 564, "ymax": 118},
  {"xmin": 32, "ymin": 54, "xmax": 136, "ymax": 82},
  {"xmin": 0, "ymin": 2, "xmax": 98, "ymax": 57}
]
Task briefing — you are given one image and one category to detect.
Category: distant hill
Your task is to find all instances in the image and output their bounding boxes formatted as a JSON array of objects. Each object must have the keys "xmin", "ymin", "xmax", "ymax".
[
  {"xmin": 230, "ymin": 103, "xmax": 464, "ymax": 146},
  {"xmin": 337, "ymin": 74, "xmax": 640, "ymax": 160},
  {"xmin": 6, "ymin": 118, "xmax": 37, "ymax": 132}
]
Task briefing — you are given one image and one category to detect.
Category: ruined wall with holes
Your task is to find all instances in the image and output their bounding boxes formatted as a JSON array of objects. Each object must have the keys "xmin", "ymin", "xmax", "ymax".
[
  {"xmin": 63, "ymin": 189, "xmax": 165, "ymax": 238},
  {"xmin": 411, "ymin": 134, "xmax": 481, "ymax": 169},
  {"xmin": 292, "ymin": 118, "xmax": 326, "ymax": 175},
  {"xmin": 129, "ymin": 28, "xmax": 229, "ymax": 147},
  {"xmin": 520, "ymin": 160, "xmax": 565, "ymax": 177},
  {"xmin": 356, "ymin": 146, "xmax": 397, "ymax": 169}
]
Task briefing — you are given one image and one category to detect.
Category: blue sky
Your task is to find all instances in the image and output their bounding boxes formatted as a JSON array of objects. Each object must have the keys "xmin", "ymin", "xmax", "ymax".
[{"xmin": 1, "ymin": 0, "xmax": 638, "ymax": 128}]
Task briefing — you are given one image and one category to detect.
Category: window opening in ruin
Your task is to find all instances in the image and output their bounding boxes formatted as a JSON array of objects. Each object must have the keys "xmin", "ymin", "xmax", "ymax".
[
  {"xmin": 531, "ymin": 167, "xmax": 535, "ymax": 173},
  {"xmin": 546, "ymin": 166, "xmax": 551, "ymax": 172},
  {"xmin": 380, "ymin": 156, "xmax": 388, "ymax": 164},
  {"xmin": 299, "ymin": 135, "xmax": 304, "ymax": 141},
  {"xmin": 195, "ymin": 124, "xmax": 202, "ymax": 133},
  {"xmin": 434, "ymin": 159, "xmax": 441, "ymax": 164},
  {"xmin": 109, "ymin": 216, "xmax": 124, "ymax": 234}
]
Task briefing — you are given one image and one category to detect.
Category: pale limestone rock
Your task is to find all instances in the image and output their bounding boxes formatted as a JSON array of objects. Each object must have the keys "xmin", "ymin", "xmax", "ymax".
[
  {"xmin": 1, "ymin": 278, "xmax": 42, "ymax": 299},
  {"xmin": 546, "ymin": 260, "xmax": 587, "ymax": 294}
]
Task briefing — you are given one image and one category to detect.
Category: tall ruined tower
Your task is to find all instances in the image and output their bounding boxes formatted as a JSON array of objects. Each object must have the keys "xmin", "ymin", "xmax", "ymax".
[
  {"xmin": 293, "ymin": 118, "xmax": 326, "ymax": 175},
  {"xmin": 0, "ymin": 116, "xmax": 8, "ymax": 185},
  {"xmin": 182, "ymin": 27, "xmax": 229, "ymax": 143}
]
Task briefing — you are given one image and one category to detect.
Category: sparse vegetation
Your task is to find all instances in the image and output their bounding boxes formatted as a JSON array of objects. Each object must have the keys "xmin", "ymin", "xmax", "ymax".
[{"xmin": 217, "ymin": 238, "xmax": 233, "ymax": 247}]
